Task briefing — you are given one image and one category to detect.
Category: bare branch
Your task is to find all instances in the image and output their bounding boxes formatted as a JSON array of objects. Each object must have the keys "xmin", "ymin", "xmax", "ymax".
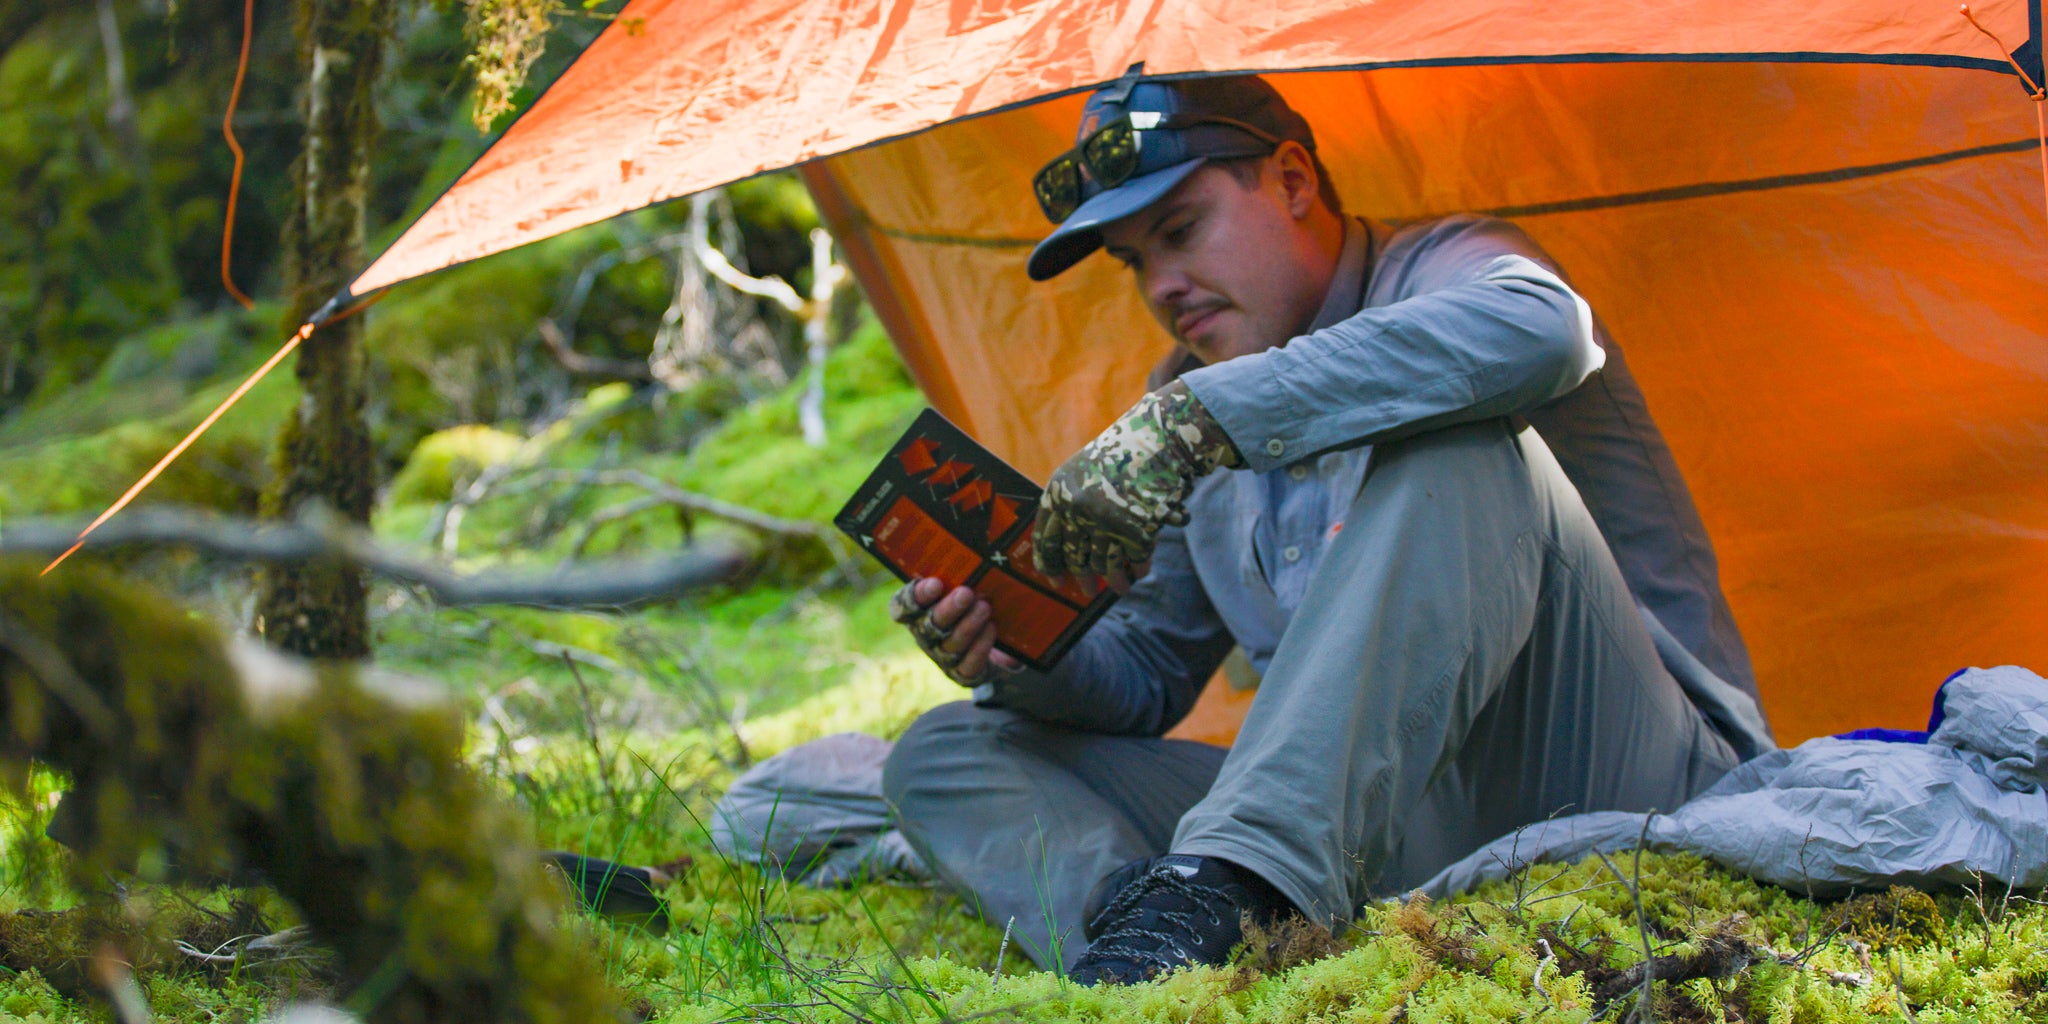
[
  {"xmin": 565, "ymin": 495, "xmax": 670, "ymax": 560},
  {"xmin": 536, "ymin": 317, "xmax": 654, "ymax": 380},
  {"xmin": 3, "ymin": 507, "xmax": 756, "ymax": 609},
  {"xmin": 691, "ymin": 193, "xmax": 803, "ymax": 311},
  {"xmin": 529, "ymin": 469, "xmax": 856, "ymax": 571}
]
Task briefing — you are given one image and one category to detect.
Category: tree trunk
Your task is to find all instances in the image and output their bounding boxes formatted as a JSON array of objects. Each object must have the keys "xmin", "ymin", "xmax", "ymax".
[
  {"xmin": 94, "ymin": 0, "xmax": 176, "ymax": 297},
  {"xmin": 256, "ymin": 0, "xmax": 392, "ymax": 660}
]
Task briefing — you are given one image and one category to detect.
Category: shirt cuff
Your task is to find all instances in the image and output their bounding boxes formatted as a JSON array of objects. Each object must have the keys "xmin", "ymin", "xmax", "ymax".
[{"xmin": 1182, "ymin": 352, "xmax": 1299, "ymax": 473}]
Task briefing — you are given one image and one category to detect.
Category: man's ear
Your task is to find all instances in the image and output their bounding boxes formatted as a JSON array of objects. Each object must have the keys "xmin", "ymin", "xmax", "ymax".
[{"xmin": 1272, "ymin": 141, "xmax": 1321, "ymax": 220}]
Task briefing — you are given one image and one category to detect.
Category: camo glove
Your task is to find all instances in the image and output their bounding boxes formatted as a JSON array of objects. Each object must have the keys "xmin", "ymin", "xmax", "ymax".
[{"xmin": 1033, "ymin": 380, "xmax": 1243, "ymax": 580}]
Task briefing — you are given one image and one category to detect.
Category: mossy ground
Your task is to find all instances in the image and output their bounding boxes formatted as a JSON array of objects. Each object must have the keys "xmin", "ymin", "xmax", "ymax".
[{"xmin": 2, "ymin": 286, "xmax": 2042, "ymax": 1022}]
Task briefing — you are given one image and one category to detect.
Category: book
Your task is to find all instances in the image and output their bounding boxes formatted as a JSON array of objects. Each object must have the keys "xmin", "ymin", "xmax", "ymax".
[{"xmin": 834, "ymin": 409, "xmax": 1116, "ymax": 671}]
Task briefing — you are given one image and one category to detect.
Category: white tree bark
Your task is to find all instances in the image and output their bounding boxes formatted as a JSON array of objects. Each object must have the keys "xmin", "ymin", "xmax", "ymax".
[
  {"xmin": 683, "ymin": 190, "xmax": 848, "ymax": 447},
  {"xmin": 797, "ymin": 228, "xmax": 848, "ymax": 448}
]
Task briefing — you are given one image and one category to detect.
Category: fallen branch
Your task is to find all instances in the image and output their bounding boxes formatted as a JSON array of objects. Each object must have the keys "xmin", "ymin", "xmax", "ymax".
[
  {"xmin": 3, "ymin": 506, "xmax": 756, "ymax": 609},
  {"xmin": 529, "ymin": 468, "xmax": 856, "ymax": 572},
  {"xmin": 1591, "ymin": 924, "xmax": 1755, "ymax": 1010},
  {"xmin": 175, "ymin": 926, "xmax": 317, "ymax": 965}
]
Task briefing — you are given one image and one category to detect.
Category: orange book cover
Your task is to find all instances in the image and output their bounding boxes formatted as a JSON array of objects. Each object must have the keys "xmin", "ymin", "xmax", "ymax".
[{"xmin": 835, "ymin": 409, "xmax": 1117, "ymax": 670}]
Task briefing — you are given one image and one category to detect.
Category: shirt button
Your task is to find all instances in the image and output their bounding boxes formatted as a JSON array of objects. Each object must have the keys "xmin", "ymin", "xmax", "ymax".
[
  {"xmin": 1282, "ymin": 545, "xmax": 1302, "ymax": 563},
  {"xmin": 1264, "ymin": 438, "xmax": 1285, "ymax": 457},
  {"xmin": 1288, "ymin": 464, "xmax": 1310, "ymax": 482}
]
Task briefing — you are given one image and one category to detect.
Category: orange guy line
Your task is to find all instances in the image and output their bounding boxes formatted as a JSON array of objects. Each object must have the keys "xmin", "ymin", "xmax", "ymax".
[
  {"xmin": 220, "ymin": 0, "xmax": 257, "ymax": 308},
  {"xmin": 40, "ymin": 322, "xmax": 315, "ymax": 576},
  {"xmin": 1959, "ymin": 4, "xmax": 2048, "ymax": 226}
]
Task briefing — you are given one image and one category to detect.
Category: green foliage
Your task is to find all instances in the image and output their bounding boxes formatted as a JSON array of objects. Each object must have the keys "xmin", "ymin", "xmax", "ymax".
[
  {"xmin": 458, "ymin": 0, "xmax": 560, "ymax": 132},
  {"xmin": 653, "ymin": 317, "xmax": 921, "ymax": 525},
  {"xmin": 0, "ymin": 306, "xmax": 295, "ymax": 517},
  {"xmin": 0, "ymin": 0, "xmax": 303, "ymax": 405},
  {"xmin": 5, "ymin": 301, "xmax": 2047, "ymax": 1022}
]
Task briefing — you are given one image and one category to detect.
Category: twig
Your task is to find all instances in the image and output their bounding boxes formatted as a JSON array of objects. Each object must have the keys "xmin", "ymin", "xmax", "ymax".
[
  {"xmin": 176, "ymin": 929, "xmax": 325, "ymax": 969},
  {"xmin": 565, "ymin": 495, "xmax": 669, "ymax": 560},
  {"xmin": 1532, "ymin": 936, "xmax": 1555, "ymax": 1012},
  {"xmin": 520, "ymin": 638, "xmax": 623, "ymax": 673},
  {"xmin": 1889, "ymin": 951, "xmax": 1920, "ymax": 1023},
  {"xmin": 1, "ymin": 505, "xmax": 757, "ymax": 609},
  {"xmin": 1818, "ymin": 967, "xmax": 1871, "ymax": 988},
  {"xmin": 1592, "ymin": 812, "xmax": 1659, "ymax": 1022},
  {"xmin": 561, "ymin": 652, "xmax": 622, "ymax": 815},
  {"xmin": 995, "ymin": 916, "xmax": 1015, "ymax": 976}
]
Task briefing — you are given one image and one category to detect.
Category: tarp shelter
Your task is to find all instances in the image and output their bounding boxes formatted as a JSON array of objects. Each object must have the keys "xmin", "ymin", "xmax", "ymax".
[{"xmin": 125, "ymin": 0, "xmax": 2048, "ymax": 744}]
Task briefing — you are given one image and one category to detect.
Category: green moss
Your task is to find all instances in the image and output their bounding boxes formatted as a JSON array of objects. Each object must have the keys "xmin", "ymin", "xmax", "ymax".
[
  {"xmin": 0, "ymin": 307, "xmax": 294, "ymax": 518},
  {"xmin": 1832, "ymin": 885, "xmax": 1946, "ymax": 949},
  {"xmin": 386, "ymin": 424, "xmax": 526, "ymax": 505},
  {"xmin": 653, "ymin": 315, "xmax": 922, "ymax": 525},
  {"xmin": 0, "ymin": 560, "xmax": 624, "ymax": 1022}
]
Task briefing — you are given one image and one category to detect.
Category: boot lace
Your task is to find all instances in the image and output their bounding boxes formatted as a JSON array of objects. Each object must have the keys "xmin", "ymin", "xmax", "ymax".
[{"xmin": 1078, "ymin": 865, "xmax": 1238, "ymax": 972}]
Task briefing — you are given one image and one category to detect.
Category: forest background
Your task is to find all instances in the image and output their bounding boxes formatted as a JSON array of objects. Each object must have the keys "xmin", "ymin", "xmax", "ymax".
[{"xmin": 0, "ymin": 1, "xmax": 2042, "ymax": 1022}]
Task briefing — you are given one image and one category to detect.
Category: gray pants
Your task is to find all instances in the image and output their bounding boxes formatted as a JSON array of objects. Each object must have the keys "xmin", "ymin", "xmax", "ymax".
[{"xmin": 882, "ymin": 419, "xmax": 1739, "ymax": 970}]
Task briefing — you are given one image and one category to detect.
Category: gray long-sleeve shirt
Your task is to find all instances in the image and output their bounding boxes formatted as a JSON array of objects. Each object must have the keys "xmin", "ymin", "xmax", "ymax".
[{"xmin": 982, "ymin": 214, "xmax": 1759, "ymax": 737}]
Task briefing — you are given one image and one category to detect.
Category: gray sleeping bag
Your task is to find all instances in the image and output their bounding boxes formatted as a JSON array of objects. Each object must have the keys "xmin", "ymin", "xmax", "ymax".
[{"xmin": 1423, "ymin": 665, "xmax": 2048, "ymax": 898}]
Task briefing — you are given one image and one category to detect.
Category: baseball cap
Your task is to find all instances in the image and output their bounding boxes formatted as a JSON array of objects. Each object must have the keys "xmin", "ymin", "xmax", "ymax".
[{"xmin": 1027, "ymin": 72, "xmax": 1317, "ymax": 281}]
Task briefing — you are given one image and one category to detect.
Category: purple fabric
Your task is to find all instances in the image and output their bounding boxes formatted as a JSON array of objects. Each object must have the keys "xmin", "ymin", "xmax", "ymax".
[{"xmin": 1831, "ymin": 666, "xmax": 1968, "ymax": 744}]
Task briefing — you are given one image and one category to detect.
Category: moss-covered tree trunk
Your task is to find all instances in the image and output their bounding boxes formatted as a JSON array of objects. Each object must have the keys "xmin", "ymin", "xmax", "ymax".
[{"xmin": 258, "ymin": 0, "xmax": 393, "ymax": 659}]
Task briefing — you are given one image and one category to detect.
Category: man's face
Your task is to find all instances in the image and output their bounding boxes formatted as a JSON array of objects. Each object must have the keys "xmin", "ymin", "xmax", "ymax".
[{"xmin": 1099, "ymin": 151, "xmax": 1336, "ymax": 365}]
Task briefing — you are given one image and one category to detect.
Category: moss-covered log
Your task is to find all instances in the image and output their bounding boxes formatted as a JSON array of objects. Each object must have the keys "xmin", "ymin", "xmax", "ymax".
[{"xmin": 0, "ymin": 559, "xmax": 622, "ymax": 1023}]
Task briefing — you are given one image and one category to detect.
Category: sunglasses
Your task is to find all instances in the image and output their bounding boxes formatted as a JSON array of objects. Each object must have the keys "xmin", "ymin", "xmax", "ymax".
[{"xmin": 1032, "ymin": 113, "xmax": 1284, "ymax": 224}]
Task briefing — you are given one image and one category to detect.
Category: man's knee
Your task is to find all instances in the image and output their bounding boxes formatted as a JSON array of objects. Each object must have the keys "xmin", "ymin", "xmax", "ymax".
[
  {"xmin": 1345, "ymin": 417, "xmax": 1563, "ymax": 556},
  {"xmin": 883, "ymin": 701, "xmax": 1009, "ymax": 811}
]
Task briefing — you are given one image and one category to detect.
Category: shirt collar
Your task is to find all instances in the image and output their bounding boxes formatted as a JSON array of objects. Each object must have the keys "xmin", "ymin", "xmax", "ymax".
[{"xmin": 1307, "ymin": 216, "xmax": 1372, "ymax": 333}]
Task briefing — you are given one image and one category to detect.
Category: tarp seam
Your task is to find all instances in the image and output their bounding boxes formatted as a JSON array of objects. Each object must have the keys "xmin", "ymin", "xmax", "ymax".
[{"xmin": 844, "ymin": 137, "xmax": 2042, "ymax": 249}]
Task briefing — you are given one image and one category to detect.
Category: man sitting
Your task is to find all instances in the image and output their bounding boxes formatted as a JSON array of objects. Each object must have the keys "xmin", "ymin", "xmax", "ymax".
[{"xmin": 881, "ymin": 71, "xmax": 1771, "ymax": 983}]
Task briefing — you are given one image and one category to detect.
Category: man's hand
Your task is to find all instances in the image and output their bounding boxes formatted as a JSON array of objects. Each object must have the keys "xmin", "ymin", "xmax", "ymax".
[
  {"xmin": 1033, "ymin": 380, "xmax": 1242, "ymax": 581},
  {"xmin": 891, "ymin": 577, "xmax": 1023, "ymax": 685}
]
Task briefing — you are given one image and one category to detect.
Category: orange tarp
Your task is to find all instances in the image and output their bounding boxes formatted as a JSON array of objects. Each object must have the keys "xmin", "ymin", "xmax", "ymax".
[
  {"xmin": 807, "ymin": 62, "xmax": 2048, "ymax": 744},
  {"xmin": 351, "ymin": 0, "xmax": 2048, "ymax": 745},
  {"xmin": 351, "ymin": 0, "xmax": 2032, "ymax": 293}
]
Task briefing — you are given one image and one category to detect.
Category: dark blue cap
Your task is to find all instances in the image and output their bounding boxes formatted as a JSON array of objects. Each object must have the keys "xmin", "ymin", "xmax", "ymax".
[{"xmin": 1027, "ymin": 73, "xmax": 1317, "ymax": 281}]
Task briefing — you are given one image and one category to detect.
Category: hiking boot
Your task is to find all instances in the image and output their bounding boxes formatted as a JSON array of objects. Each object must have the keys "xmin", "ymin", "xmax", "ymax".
[
  {"xmin": 1081, "ymin": 854, "xmax": 1162, "ymax": 942},
  {"xmin": 1068, "ymin": 853, "xmax": 1291, "ymax": 985}
]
